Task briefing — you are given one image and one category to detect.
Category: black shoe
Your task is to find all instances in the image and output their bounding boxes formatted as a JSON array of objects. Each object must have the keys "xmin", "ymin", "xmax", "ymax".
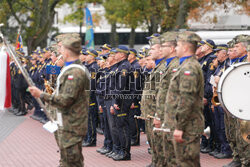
[
  {"xmin": 105, "ymin": 151, "xmax": 113, "ymax": 157},
  {"xmin": 96, "ymin": 128, "xmax": 104, "ymax": 135},
  {"xmin": 108, "ymin": 152, "xmax": 117, "ymax": 158},
  {"xmin": 209, "ymin": 149, "xmax": 220, "ymax": 156},
  {"xmin": 100, "ymin": 148, "xmax": 111, "ymax": 155},
  {"xmin": 82, "ymin": 141, "xmax": 96, "ymax": 147},
  {"xmin": 96, "ymin": 147, "xmax": 106, "ymax": 153},
  {"xmin": 223, "ymin": 160, "xmax": 241, "ymax": 167},
  {"xmin": 40, "ymin": 118, "xmax": 49, "ymax": 124},
  {"xmin": 112, "ymin": 153, "xmax": 131, "ymax": 161},
  {"xmin": 214, "ymin": 153, "xmax": 232, "ymax": 159},
  {"xmin": 131, "ymin": 141, "xmax": 140, "ymax": 146},
  {"xmin": 200, "ymin": 147, "xmax": 212, "ymax": 154},
  {"xmin": 13, "ymin": 109, "xmax": 20, "ymax": 114},
  {"xmin": 15, "ymin": 111, "xmax": 27, "ymax": 116}
]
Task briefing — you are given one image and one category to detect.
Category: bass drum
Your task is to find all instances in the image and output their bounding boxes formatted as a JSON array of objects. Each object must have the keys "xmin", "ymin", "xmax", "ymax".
[{"xmin": 218, "ymin": 62, "xmax": 250, "ymax": 121}]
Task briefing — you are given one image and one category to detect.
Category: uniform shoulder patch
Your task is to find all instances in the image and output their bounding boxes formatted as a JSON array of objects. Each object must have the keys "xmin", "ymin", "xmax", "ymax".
[
  {"xmin": 121, "ymin": 69, "xmax": 128, "ymax": 76},
  {"xmin": 134, "ymin": 71, "xmax": 139, "ymax": 78},
  {"xmin": 68, "ymin": 75, "xmax": 74, "ymax": 80},
  {"xmin": 91, "ymin": 72, "xmax": 96, "ymax": 79},
  {"xmin": 184, "ymin": 71, "xmax": 191, "ymax": 76}
]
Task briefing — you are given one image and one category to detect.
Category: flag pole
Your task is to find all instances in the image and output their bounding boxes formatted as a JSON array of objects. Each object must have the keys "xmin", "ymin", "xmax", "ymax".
[{"xmin": 0, "ymin": 23, "xmax": 52, "ymax": 121}]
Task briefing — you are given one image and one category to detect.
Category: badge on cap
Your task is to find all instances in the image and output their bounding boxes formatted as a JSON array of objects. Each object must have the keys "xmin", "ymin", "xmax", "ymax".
[
  {"xmin": 68, "ymin": 75, "xmax": 74, "ymax": 80},
  {"xmin": 184, "ymin": 71, "xmax": 191, "ymax": 76}
]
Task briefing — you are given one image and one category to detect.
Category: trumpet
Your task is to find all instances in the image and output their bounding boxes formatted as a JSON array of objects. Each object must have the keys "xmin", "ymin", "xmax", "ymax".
[
  {"xmin": 44, "ymin": 79, "xmax": 54, "ymax": 95},
  {"xmin": 211, "ymin": 86, "xmax": 220, "ymax": 107}
]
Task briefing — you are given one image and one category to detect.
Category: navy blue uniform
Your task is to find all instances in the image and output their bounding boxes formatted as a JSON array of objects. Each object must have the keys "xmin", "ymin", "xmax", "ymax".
[
  {"xmin": 212, "ymin": 58, "xmax": 232, "ymax": 155},
  {"xmin": 105, "ymin": 64, "xmax": 120, "ymax": 154},
  {"xmin": 111, "ymin": 59, "xmax": 132, "ymax": 157},
  {"xmin": 84, "ymin": 61, "xmax": 99, "ymax": 144},
  {"xmin": 129, "ymin": 59, "xmax": 143, "ymax": 145},
  {"xmin": 199, "ymin": 52, "xmax": 217, "ymax": 151},
  {"xmin": 96, "ymin": 67, "xmax": 113, "ymax": 151}
]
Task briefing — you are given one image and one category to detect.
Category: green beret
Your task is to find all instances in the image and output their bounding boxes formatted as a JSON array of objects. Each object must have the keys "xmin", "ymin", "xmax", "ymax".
[
  {"xmin": 160, "ymin": 32, "xmax": 178, "ymax": 43},
  {"xmin": 177, "ymin": 31, "xmax": 201, "ymax": 43},
  {"xmin": 62, "ymin": 36, "xmax": 82, "ymax": 53}
]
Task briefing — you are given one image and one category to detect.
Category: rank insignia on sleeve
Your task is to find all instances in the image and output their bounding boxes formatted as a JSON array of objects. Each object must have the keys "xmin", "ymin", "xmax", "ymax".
[
  {"xmin": 68, "ymin": 75, "xmax": 74, "ymax": 80},
  {"xmin": 184, "ymin": 71, "xmax": 191, "ymax": 76},
  {"xmin": 134, "ymin": 71, "xmax": 139, "ymax": 78}
]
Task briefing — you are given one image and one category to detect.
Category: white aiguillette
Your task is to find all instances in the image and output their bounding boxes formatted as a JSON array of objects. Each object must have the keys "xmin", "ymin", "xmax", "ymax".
[{"xmin": 43, "ymin": 121, "xmax": 58, "ymax": 133}]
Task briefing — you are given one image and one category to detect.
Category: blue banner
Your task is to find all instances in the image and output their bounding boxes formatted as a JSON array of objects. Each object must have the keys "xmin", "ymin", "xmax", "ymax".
[
  {"xmin": 85, "ymin": 7, "xmax": 95, "ymax": 49},
  {"xmin": 46, "ymin": 65, "xmax": 61, "ymax": 75}
]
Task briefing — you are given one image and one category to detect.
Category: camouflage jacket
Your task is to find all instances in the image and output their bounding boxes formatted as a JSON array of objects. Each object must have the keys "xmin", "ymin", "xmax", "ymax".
[
  {"xmin": 164, "ymin": 56, "xmax": 204, "ymax": 138},
  {"xmin": 41, "ymin": 59, "xmax": 90, "ymax": 148},
  {"xmin": 141, "ymin": 58, "xmax": 166, "ymax": 117},
  {"xmin": 156, "ymin": 57, "xmax": 179, "ymax": 120}
]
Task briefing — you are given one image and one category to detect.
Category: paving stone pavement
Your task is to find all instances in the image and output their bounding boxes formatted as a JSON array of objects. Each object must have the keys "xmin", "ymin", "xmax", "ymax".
[
  {"xmin": 0, "ymin": 110, "xmax": 232, "ymax": 167},
  {"xmin": 0, "ymin": 110, "xmax": 26, "ymax": 143}
]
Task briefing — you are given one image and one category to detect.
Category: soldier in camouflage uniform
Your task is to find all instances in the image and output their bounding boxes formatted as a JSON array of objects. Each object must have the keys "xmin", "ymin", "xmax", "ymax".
[
  {"xmin": 29, "ymin": 36, "xmax": 90, "ymax": 167},
  {"xmin": 223, "ymin": 35, "xmax": 250, "ymax": 167},
  {"xmin": 152, "ymin": 32, "xmax": 179, "ymax": 167},
  {"xmin": 165, "ymin": 31, "xmax": 204, "ymax": 167},
  {"xmin": 141, "ymin": 36, "xmax": 166, "ymax": 167}
]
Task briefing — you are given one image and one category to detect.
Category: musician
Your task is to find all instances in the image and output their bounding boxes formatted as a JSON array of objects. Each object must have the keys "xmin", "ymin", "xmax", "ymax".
[
  {"xmin": 209, "ymin": 44, "xmax": 232, "ymax": 159},
  {"xmin": 198, "ymin": 39, "xmax": 217, "ymax": 154}
]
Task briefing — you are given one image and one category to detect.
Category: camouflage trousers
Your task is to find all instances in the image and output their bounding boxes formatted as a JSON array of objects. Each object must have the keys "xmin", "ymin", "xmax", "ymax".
[
  {"xmin": 236, "ymin": 120, "xmax": 250, "ymax": 167},
  {"xmin": 145, "ymin": 119, "xmax": 156, "ymax": 165},
  {"xmin": 60, "ymin": 142, "xmax": 84, "ymax": 167},
  {"xmin": 163, "ymin": 133, "xmax": 177, "ymax": 167},
  {"xmin": 152, "ymin": 132, "xmax": 165, "ymax": 167},
  {"xmin": 174, "ymin": 136, "xmax": 201, "ymax": 167},
  {"xmin": 224, "ymin": 113, "xmax": 240, "ymax": 161}
]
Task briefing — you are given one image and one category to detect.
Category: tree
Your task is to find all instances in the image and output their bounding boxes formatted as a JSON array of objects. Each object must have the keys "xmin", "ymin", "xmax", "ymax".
[{"xmin": 0, "ymin": 0, "xmax": 62, "ymax": 54}]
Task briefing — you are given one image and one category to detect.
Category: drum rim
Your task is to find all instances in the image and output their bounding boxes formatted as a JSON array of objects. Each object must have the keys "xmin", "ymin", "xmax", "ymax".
[{"xmin": 217, "ymin": 62, "xmax": 250, "ymax": 120}]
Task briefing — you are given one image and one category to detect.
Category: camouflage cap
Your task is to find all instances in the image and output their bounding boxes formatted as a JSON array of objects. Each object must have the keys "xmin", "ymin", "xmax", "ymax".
[
  {"xmin": 234, "ymin": 34, "xmax": 249, "ymax": 44},
  {"xmin": 149, "ymin": 37, "xmax": 161, "ymax": 46},
  {"xmin": 177, "ymin": 31, "xmax": 201, "ymax": 43},
  {"xmin": 160, "ymin": 32, "xmax": 178, "ymax": 43},
  {"xmin": 54, "ymin": 34, "xmax": 65, "ymax": 43},
  {"xmin": 62, "ymin": 36, "xmax": 82, "ymax": 53},
  {"xmin": 227, "ymin": 40, "xmax": 235, "ymax": 48}
]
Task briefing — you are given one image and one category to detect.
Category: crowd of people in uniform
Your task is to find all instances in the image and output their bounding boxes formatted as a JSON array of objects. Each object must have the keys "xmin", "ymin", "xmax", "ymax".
[{"xmin": 7, "ymin": 30, "xmax": 250, "ymax": 167}]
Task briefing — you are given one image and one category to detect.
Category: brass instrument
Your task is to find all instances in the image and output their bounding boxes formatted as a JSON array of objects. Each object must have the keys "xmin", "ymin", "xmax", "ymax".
[
  {"xmin": 211, "ymin": 86, "xmax": 220, "ymax": 107},
  {"xmin": 240, "ymin": 120, "xmax": 250, "ymax": 143},
  {"xmin": 44, "ymin": 79, "xmax": 54, "ymax": 95}
]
